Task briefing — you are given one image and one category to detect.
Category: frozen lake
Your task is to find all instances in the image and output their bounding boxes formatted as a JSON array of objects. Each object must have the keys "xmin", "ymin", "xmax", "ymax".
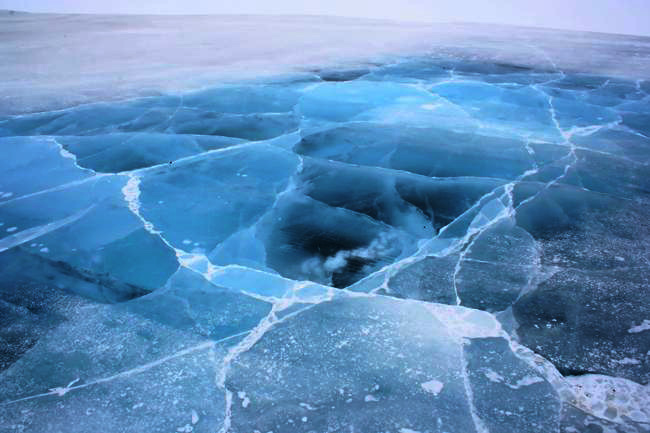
[{"xmin": 1, "ymin": 11, "xmax": 649, "ymax": 433}]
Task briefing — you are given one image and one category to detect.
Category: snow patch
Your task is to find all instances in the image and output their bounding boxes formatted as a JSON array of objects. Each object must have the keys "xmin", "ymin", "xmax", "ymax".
[{"xmin": 421, "ymin": 379, "xmax": 444, "ymax": 395}]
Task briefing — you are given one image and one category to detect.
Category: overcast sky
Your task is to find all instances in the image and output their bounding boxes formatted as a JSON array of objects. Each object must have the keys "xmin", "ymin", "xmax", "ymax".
[{"xmin": 2, "ymin": 0, "xmax": 649, "ymax": 37}]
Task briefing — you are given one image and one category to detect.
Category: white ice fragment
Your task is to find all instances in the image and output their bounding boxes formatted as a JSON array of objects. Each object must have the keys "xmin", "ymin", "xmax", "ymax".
[
  {"xmin": 48, "ymin": 378, "xmax": 79, "ymax": 397},
  {"xmin": 49, "ymin": 387, "xmax": 69, "ymax": 397},
  {"xmin": 301, "ymin": 417, "xmax": 307, "ymax": 422},
  {"xmin": 1, "ymin": 192, "xmax": 13, "ymax": 198},
  {"xmin": 6, "ymin": 226, "xmax": 17, "ymax": 232},
  {"xmin": 121, "ymin": 174, "xmax": 156, "ymax": 233},
  {"xmin": 510, "ymin": 375, "xmax": 544, "ymax": 389},
  {"xmin": 191, "ymin": 409, "xmax": 199, "ymax": 425},
  {"xmin": 364, "ymin": 395, "xmax": 379, "ymax": 402},
  {"xmin": 333, "ymin": 339, "xmax": 350, "ymax": 349},
  {"xmin": 484, "ymin": 370, "xmax": 543, "ymax": 389},
  {"xmin": 299, "ymin": 403, "xmax": 317, "ymax": 410},
  {"xmin": 628, "ymin": 319, "xmax": 650, "ymax": 333},
  {"xmin": 182, "ymin": 239, "xmax": 192, "ymax": 245},
  {"xmin": 485, "ymin": 369, "xmax": 505, "ymax": 383},
  {"xmin": 40, "ymin": 247, "xmax": 49, "ymax": 253},
  {"xmin": 238, "ymin": 391, "xmax": 250, "ymax": 408},
  {"xmin": 400, "ymin": 429, "xmax": 422, "ymax": 433},
  {"xmin": 613, "ymin": 357, "xmax": 640, "ymax": 365},
  {"xmin": 420, "ymin": 379, "xmax": 444, "ymax": 395}
]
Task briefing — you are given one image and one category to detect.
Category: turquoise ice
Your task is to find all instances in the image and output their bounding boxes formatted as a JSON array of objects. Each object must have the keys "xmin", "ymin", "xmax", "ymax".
[{"xmin": 1, "ymin": 52, "xmax": 650, "ymax": 433}]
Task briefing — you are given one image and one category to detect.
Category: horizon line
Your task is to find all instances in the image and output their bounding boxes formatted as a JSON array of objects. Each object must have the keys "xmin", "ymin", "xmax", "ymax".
[{"xmin": 2, "ymin": 8, "xmax": 649, "ymax": 39}]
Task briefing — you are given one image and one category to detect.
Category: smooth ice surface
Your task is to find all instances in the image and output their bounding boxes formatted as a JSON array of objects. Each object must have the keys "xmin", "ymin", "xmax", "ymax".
[{"xmin": 2, "ymin": 12, "xmax": 650, "ymax": 433}]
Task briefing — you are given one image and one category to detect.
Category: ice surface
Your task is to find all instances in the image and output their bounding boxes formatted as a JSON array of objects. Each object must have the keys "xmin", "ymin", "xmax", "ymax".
[
  {"xmin": 2, "ymin": 12, "xmax": 650, "ymax": 433},
  {"xmin": 225, "ymin": 297, "xmax": 561, "ymax": 433}
]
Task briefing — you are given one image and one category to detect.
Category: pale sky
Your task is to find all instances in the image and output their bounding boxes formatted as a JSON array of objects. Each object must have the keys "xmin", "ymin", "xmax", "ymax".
[{"xmin": 2, "ymin": 0, "xmax": 649, "ymax": 37}]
